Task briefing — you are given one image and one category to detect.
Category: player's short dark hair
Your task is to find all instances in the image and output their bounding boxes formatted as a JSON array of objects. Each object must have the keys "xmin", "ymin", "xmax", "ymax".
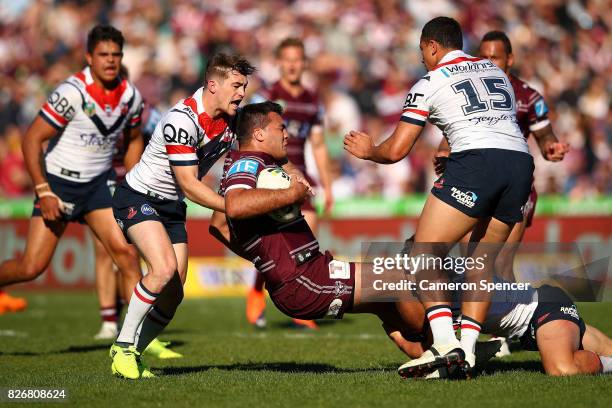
[
  {"xmin": 421, "ymin": 16, "xmax": 463, "ymax": 50},
  {"xmin": 87, "ymin": 25, "xmax": 124, "ymax": 53},
  {"xmin": 275, "ymin": 37, "xmax": 305, "ymax": 57},
  {"xmin": 237, "ymin": 101, "xmax": 284, "ymax": 144},
  {"xmin": 205, "ymin": 53, "xmax": 256, "ymax": 83},
  {"xmin": 481, "ymin": 31, "xmax": 513, "ymax": 55}
]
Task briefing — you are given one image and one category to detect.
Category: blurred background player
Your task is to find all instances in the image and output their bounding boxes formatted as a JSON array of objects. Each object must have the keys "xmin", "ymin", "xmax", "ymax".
[
  {"xmin": 110, "ymin": 54, "xmax": 256, "ymax": 379},
  {"xmin": 246, "ymin": 38, "xmax": 334, "ymax": 329},
  {"xmin": 0, "ymin": 289, "xmax": 27, "ymax": 314},
  {"xmin": 434, "ymin": 30, "xmax": 570, "ymax": 356},
  {"xmin": 93, "ymin": 84, "xmax": 163, "ymax": 340},
  {"xmin": 0, "ymin": 25, "xmax": 143, "ymax": 311}
]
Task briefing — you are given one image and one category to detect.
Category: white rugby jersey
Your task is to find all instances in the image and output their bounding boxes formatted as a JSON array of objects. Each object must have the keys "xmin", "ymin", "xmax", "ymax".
[
  {"xmin": 452, "ymin": 282, "xmax": 538, "ymax": 340},
  {"xmin": 401, "ymin": 50, "xmax": 528, "ymax": 153},
  {"xmin": 39, "ymin": 67, "xmax": 143, "ymax": 182},
  {"xmin": 126, "ymin": 87, "xmax": 236, "ymax": 201}
]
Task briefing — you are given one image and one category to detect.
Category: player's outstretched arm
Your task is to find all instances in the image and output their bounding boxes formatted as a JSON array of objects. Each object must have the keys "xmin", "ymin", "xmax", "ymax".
[
  {"xmin": 123, "ymin": 127, "xmax": 144, "ymax": 171},
  {"xmin": 22, "ymin": 116, "xmax": 63, "ymax": 221},
  {"xmin": 344, "ymin": 121, "xmax": 422, "ymax": 164},
  {"xmin": 533, "ymin": 124, "xmax": 569, "ymax": 162},
  {"xmin": 225, "ymin": 177, "xmax": 308, "ymax": 219},
  {"xmin": 173, "ymin": 164, "xmax": 224, "ymax": 212}
]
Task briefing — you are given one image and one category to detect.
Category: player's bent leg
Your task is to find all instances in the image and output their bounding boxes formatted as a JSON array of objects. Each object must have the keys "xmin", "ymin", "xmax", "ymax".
[
  {"xmin": 582, "ymin": 324, "xmax": 612, "ymax": 357},
  {"xmin": 402, "ymin": 195, "xmax": 478, "ymax": 377},
  {"xmin": 414, "ymin": 193, "xmax": 479, "ymax": 243},
  {"xmin": 0, "ymin": 216, "xmax": 65, "ymax": 286},
  {"xmin": 536, "ymin": 320, "xmax": 601, "ymax": 376},
  {"xmin": 139, "ymin": 243, "xmax": 187, "ymax": 359},
  {"xmin": 93, "ymin": 232, "xmax": 119, "ymax": 339},
  {"xmin": 110, "ymin": 221, "xmax": 177, "ymax": 378},
  {"xmin": 85, "ymin": 209, "xmax": 141, "ymax": 299}
]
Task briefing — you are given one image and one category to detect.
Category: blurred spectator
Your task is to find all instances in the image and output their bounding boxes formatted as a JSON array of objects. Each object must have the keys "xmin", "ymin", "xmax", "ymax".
[{"xmin": 0, "ymin": 0, "xmax": 610, "ymax": 199}]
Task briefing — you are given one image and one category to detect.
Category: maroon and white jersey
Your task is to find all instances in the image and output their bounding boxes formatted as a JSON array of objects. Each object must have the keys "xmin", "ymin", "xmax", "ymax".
[
  {"xmin": 509, "ymin": 74, "xmax": 551, "ymax": 139},
  {"xmin": 256, "ymin": 82, "xmax": 323, "ymax": 175},
  {"xmin": 126, "ymin": 87, "xmax": 236, "ymax": 200},
  {"xmin": 219, "ymin": 151, "xmax": 320, "ymax": 291},
  {"xmin": 39, "ymin": 67, "xmax": 143, "ymax": 182}
]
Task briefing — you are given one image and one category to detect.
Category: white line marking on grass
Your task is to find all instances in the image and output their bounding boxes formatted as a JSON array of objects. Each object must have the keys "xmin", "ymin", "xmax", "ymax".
[{"xmin": 0, "ymin": 330, "xmax": 28, "ymax": 337}]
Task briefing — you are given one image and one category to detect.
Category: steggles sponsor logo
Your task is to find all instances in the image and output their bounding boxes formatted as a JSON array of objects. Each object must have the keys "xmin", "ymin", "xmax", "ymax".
[{"xmin": 451, "ymin": 187, "xmax": 477, "ymax": 208}]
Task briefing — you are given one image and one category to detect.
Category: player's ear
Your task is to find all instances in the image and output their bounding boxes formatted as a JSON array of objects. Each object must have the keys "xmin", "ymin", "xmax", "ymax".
[
  {"xmin": 253, "ymin": 128, "xmax": 265, "ymax": 142},
  {"xmin": 430, "ymin": 40, "xmax": 439, "ymax": 56},
  {"xmin": 85, "ymin": 53, "xmax": 93, "ymax": 67},
  {"xmin": 507, "ymin": 53, "xmax": 515, "ymax": 69},
  {"xmin": 207, "ymin": 79, "xmax": 217, "ymax": 94}
]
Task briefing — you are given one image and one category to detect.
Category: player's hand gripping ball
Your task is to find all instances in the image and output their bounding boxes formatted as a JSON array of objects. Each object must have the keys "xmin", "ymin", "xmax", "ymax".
[{"xmin": 256, "ymin": 167, "xmax": 301, "ymax": 222}]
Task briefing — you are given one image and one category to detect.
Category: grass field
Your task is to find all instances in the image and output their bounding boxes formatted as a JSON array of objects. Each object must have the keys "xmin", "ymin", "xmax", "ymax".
[{"xmin": 1, "ymin": 292, "xmax": 610, "ymax": 407}]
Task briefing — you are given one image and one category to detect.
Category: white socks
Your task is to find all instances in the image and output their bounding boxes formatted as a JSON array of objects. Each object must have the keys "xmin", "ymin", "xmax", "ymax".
[
  {"xmin": 426, "ymin": 306, "xmax": 458, "ymax": 345},
  {"xmin": 116, "ymin": 281, "xmax": 158, "ymax": 345}
]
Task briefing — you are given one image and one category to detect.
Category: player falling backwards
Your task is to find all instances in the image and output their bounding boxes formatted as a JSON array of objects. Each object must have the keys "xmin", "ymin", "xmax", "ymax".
[
  {"xmin": 433, "ymin": 30, "xmax": 569, "ymax": 357},
  {"xmin": 246, "ymin": 37, "xmax": 334, "ymax": 329},
  {"xmin": 345, "ymin": 16, "xmax": 537, "ymax": 378},
  {"xmin": 0, "ymin": 25, "xmax": 143, "ymax": 313},
  {"xmin": 217, "ymin": 100, "xmax": 425, "ymax": 338},
  {"xmin": 215, "ymin": 101, "xmax": 611, "ymax": 378},
  {"xmin": 110, "ymin": 54, "xmax": 256, "ymax": 379}
]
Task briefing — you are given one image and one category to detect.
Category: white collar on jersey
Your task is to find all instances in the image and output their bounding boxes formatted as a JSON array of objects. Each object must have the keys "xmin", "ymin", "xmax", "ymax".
[
  {"xmin": 437, "ymin": 49, "xmax": 471, "ymax": 65},
  {"xmin": 191, "ymin": 87, "xmax": 206, "ymax": 114},
  {"xmin": 82, "ymin": 66, "xmax": 94, "ymax": 84}
]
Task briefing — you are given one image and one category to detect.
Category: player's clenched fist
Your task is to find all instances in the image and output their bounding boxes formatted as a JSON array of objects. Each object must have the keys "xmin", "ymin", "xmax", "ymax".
[
  {"xmin": 289, "ymin": 175, "xmax": 313, "ymax": 201},
  {"xmin": 544, "ymin": 141, "xmax": 570, "ymax": 162},
  {"xmin": 344, "ymin": 130, "xmax": 374, "ymax": 160}
]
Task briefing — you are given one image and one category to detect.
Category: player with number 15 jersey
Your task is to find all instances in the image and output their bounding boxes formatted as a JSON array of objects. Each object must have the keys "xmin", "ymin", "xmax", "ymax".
[{"xmin": 344, "ymin": 17, "xmax": 534, "ymax": 378}]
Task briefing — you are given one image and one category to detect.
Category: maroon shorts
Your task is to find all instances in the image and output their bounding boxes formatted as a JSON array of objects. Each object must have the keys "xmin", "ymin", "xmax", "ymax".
[
  {"xmin": 523, "ymin": 184, "xmax": 538, "ymax": 227},
  {"xmin": 269, "ymin": 251, "xmax": 355, "ymax": 320}
]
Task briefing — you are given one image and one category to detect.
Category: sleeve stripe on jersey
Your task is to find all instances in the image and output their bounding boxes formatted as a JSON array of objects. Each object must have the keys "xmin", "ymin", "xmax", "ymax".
[
  {"xmin": 41, "ymin": 104, "xmax": 69, "ymax": 127},
  {"xmin": 402, "ymin": 108, "xmax": 428, "ymax": 117},
  {"xmin": 400, "ymin": 116, "xmax": 426, "ymax": 127},
  {"xmin": 38, "ymin": 111, "xmax": 62, "ymax": 130},
  {"xmin": 169, "ymin": 159, "xmax": 199, "ymax": 166},
  {"xmin": 227, "ymin": 174, "xmax": 257, "ymax": 182},
  {"xmin": 168, "ymin": 153, "xmax": 198, "ymax": 162},
  {"xmin": 166, "ymin": 145, "xmax": 196, "ymax": 154},
  {"xmin": 225, "ymin": 184, "xmax": 253, "ymax": 192}
]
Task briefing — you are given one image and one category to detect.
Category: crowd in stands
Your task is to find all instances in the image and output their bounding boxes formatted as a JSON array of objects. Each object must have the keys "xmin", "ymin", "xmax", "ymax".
[{"xmin": 1, "ymin": 0, "xmax": 609, "ymax": 200}]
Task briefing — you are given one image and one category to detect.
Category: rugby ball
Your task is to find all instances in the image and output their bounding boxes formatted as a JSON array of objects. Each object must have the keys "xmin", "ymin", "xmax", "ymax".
[{"xmin": 256, "ymin": 167, "xmax": 301, "ymax": 222}]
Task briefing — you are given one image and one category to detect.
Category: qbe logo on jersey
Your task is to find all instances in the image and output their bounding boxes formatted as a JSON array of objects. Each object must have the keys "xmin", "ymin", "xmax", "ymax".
[{"xmin": 451, "ymin": 187, "xmax": 478, "ymax": 208}]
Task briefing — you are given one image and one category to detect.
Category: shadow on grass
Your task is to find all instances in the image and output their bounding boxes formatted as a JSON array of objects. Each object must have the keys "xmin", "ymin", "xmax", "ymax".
[
  {"xmin": 272, "ymin": 319, "xmax": 350, "ymax": 330},
  {"xmin": 0, "ymin": 340, "xmax": 185, "ymax": 356},
  {"xmin": 480, "ymin": 359, "xmax": 544, "ymax": 375},
  {"xmin": 160, "ymin": 361, "xmax": 397, "ymax": 376}
]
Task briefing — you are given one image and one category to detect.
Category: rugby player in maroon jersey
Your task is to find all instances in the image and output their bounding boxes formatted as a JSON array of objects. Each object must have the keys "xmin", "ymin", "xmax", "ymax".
[
  {"xmin": 246, "ymin": 38, "xmax": 334, "ymax": 329},
  {"xmin": 216, "ymin": 101, "xmax": 425, "ymax": 351}
]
